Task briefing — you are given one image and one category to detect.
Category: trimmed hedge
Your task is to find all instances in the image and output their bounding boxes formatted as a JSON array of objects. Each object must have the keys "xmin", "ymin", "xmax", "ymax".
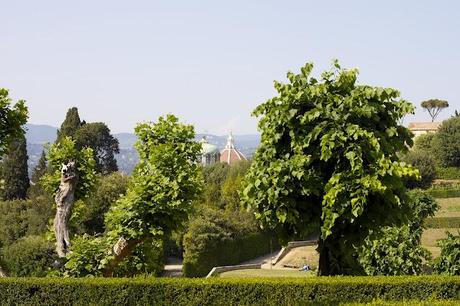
[
  {"xmin": 427, "ymin": 189, "xmax": 460, "ymax": 198},
  {"xmin": 0, "ymin": 276, "xmax": 458, "ymax": 305},
  {"xmin": 183, "ymin": 231, "xmax": 277, "ymax": 277},
  {"xmin": 426, "ymin": 217, "xmax": 460, "ymax": 229}
]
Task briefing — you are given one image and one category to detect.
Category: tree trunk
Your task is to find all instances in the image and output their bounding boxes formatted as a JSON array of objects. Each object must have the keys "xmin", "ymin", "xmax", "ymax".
[
  {"xmin": 317, "ymin": 239, "xmax": 332, "ymax": 276},
  {"xmin": 54, "ymin": 161, "xmax": 78, "ymax": 258},
  {"xmin": 103, "ymin": 237, "xmax": 143, "ymax": 277}
]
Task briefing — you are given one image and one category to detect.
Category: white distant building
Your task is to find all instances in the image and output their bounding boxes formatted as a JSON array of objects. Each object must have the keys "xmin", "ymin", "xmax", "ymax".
[
  {"xmin": 199, "ymin": 137, "xmax": 220, "ymax": 166},
  {"xmin": 408, "ymin": 122, "xmax": 441, "ymax": 138}
]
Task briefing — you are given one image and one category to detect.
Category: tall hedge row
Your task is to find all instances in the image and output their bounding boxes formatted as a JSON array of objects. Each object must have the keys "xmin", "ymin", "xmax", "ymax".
[
  {"xmin": 183, "ymin": 231, "xmax": 276, "ymax": 277},
  {"xmin": 427, "ymin": 189, "xmax": 460, "ymax": 198},
  {"xmin": 0, "ymin": 276, "xmax": 458, "ymax": 305},
  {"xmin": 425, "ymin": 217, "xmax": 460, "ymax": 229}
]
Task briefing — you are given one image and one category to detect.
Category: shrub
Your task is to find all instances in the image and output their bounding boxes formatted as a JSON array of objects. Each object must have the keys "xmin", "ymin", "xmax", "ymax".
[
  {"xmin": 432, "ymin": 117, "xmax": 460, "ymax": 167},
  {"xmin": 358, "ymin": 190, "xmax": 437, "ymax": 275},
  {"xmin": 401, "ymin": 150, "xmax": 436, "ymax": 189},
  {"xmin": 0, "ymin": 276, "xmax": 458, "ymax": 305},
  {"xmin": 414, "ymin": 133, "xmax": 435, "ymax": 152},
  {"xmin": 0, "ymin": 235, "xmax": 56, "ymax": 277},
  {"xmin": 182, "ymin": 208, "xmax": 276, "ymax": 277},
  {"xmin": 64, "ymin": 235, "xmax": 165, "ymax": 277},
  {"xmin": 433, "ymin": 231, "xmax": 460, "ymax": 275}
]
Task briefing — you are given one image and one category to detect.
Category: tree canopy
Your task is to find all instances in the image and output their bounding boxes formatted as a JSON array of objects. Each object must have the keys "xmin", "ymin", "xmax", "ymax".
[
  {"xmin": 0, "ymin": 137, "xmax": 29, "ymax": 200},
  {"xmin": 431, "ymin": 116, "xmax": 460, "ymax": 167},
  {"xmin": 75, "ymin": 122, "xmax": 120, "ymax": 174},
  {"xmin": 56, "ymin": 107, "xmax": 82, "ymax": 142},
  {"xmin": 0, "ymin": 88, "xmax": 28, "ymax": 156},
  {"xmin": 420, "ymin": 99, "xmax": 449, "ymax": 122},
  {"xmin": 40, "ymin": 136, "xmax": 96, "ymax": 201},
  {"xmin": 241, "ymin": 61, "xmax": 418, "ymax": 275}
]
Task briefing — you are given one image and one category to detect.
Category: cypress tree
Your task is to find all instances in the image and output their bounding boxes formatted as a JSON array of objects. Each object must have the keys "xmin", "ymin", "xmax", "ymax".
[
  {"xmin": 30, "ymin": 150, "xmax": 47, "ymax": 184},
  {"xmin": 0, "ymin": 137, "xmax": 30, "ymax": 200},
  {"xmin": 56, "ymin": 107, "xmax": 82, "ymax": 141}
]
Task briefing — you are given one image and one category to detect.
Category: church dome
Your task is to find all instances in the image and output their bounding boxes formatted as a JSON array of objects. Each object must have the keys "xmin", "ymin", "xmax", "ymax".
[
  {"xmin": 201, "ymin": 142, "xmax": 219, "ymax": 155},
  {"xmin": 220, "ymin": 132, "xmax": 247, "ymax": 165}
]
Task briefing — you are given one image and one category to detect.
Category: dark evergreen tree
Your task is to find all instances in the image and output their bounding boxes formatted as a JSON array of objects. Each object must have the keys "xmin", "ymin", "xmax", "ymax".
[
  {"xmin": 0, "ymin": 137, "xmax": 30, "ymax": 200},
  {"xmin": 27, "ymin": 150, "xmax": 48, "ymax": 198},
  {"xmin": 74, "ymin": 122, "xmax": 120, "ymax": 174},
  {"xmin": 31, "ymin": 150, "xmax": 46, "ymax": 184},
  {"xmin": 56, "ymin": 107, "xmax": 82, "ymax": 142}
]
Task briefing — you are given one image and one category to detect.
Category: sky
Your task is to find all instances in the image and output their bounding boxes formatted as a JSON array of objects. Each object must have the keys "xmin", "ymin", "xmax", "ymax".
[{"xmin": 1, "ymin": 1, "xmax": 459, "ymax": 135}]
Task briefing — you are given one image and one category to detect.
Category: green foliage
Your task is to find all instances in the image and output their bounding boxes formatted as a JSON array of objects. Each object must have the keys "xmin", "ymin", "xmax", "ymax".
[
  {"xmin": 432, "ymin": 116, "xmax": 460, "ymax": 167},
  {"xmin": 112, "ymin": 238, "xmax": 164, "ymax": 277},
  {"xmin": 0, "ymin": 198, "xmax": 53, "ymax": 248},
  {"xmin": 414, "ymin": 133, "xmax": 435, "ymax": 152},
  {"xmin": 64, "ymin": 234, "xmax": 113, "ymax": 277},
  {"xmin": 0, "ymin": 137, "xmax": 29, "ymax": 200},
  {"xmin": 66, "ymin": 115, "xmax": 202, "ymax": 276},
  {"xmin": 436, "ymin": 167, "xmax": 460, "ymax": 180},
  {"xmin": 420, "ymin": 99, "xmax": 449, "ymax": 122},
  {"xmin": 0, "ymin": 235, "xmax": 56, "ymax": 277},
  {"xmin": 75, "ymin": 122, "xmax": 120, "ymax": 174},
  {"xmin": 401, "ymin": 150, "xmax": 436, "ymax": 189},
  {"xmin": 74, "ymin": 172, "xmax": 129, "ymax": 235},
  {"xmin": 40, "ymin": 136, "xmax": 96, "ymax": 200},
  {"xmin": 358, "ymin": 190, "xmax": 438, "ymax": 275},
  {"xmin": 105, "ymin": 114, "xmax": 203, "ymax": 241},
  {"xmin": 182, "ymin": 208, "xmax": 275, "ymax": 277},
  {"xmin": 64, "ymin": 235, "xmax": 165, "ymax": 277},
  {"xmin": 425, "ymin": 217, "xmax": 460, "ymax": 229},
  {"xmin": 0, "ymin": 276, "xmax": 458, "ymax": 305},
  {"xmin": 241, "ymin": 61, "xmax": 417, "ymax": 275},
  {"xmin": 56, "ymin": 107, "xmax": 82, "ymax": 142},
  {"xmin": 433, "ymin": 231, "xmax": 460, "ymax": 275},
  {"xmin": 0, "ymin": 88, "xmax": 28, "ymax": 156},
  {"xmin": 28, "ymin": 150, "xmax": 48, "ymax": 198}
]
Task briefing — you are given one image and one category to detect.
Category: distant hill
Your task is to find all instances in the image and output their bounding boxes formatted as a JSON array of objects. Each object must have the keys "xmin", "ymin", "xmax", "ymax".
[{"xmin": 25, "ymin": 124, "xmax": 260, "ymax": 174}]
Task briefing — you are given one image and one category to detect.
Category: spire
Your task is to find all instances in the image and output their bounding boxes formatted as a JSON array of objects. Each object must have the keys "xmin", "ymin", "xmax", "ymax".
[{"xmin": 225, "ymin": 131, "xmax": 235, "ymax": 149}]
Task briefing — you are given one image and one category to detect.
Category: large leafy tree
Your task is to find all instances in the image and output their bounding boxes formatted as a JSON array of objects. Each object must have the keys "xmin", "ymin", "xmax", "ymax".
[
  {"xmin": 0, "ymin": 137, "xmax": 29, "ymax": 200},
  {"xmin": 432, "ymin": 116, "xmax": 460, "ymax": 167},
  {"xmin": 241, "ymin": 61, "xmax": 418, "ymax": 275},
  {"xmin": 75, "ymin": 122, "xmax": 120, "ymax": 174},
  {"xmin": 0, "ymin": 88, "xmax": 28, "ymax": 156},
  {"xmin": 65, "ymin": 114, "xmax": 203, "ymax": 276},
  {"xmin": 421, "ymin": 99, "xmax": 449, "ymax": 122}
]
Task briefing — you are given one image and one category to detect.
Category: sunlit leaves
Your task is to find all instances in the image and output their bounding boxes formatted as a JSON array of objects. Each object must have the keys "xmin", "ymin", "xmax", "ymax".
[{"xmin": 241, "ymin": 60, "xmax": 417, "ymax": 274}]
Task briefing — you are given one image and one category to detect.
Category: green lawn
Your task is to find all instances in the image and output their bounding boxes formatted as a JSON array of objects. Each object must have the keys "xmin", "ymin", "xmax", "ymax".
[
  {"xmin": 219, "ymin": 269, "xmax": 315, "ymax": 278},
  {"xmin": 435, "ymin": 197, "xmax": 460, "ymax": 217}
]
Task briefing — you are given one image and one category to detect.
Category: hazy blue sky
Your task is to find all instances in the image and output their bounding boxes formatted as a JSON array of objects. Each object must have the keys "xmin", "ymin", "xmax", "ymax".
[{"xmin": 2, "ymin": 1, "xmax": 459, "ymax": 134}]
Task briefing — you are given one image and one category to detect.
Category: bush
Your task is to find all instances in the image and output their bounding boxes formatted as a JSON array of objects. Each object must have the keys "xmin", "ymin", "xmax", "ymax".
[
  {"xmin": 414, "ymin": 133, "xmax": 435, "ymax": 152},
  {"xmin": 0, "ymin": 276, "xmax": 458, "ymax": 305},
  {"xmin": 425, "ymin": 217, "xmax": 460, "ymax": 229},
  {"xmin": 436, "ymin": 167, "xmax": 460, "ymax": 180},
  {"xmin": 64, "ymin": 235, "xmax": 165, "ymax": 277},
  {"xmin": 401, "ymin": 150, "xmax": 436, "ymax": 189},
  {"xmin": 358, "ymin": 190, "xmax": 437, "ymax": 275},
  {"xmin": 433, "ymin": 231, "xmax": 460, "ymax": 275},
  {"xmin": 0, "ymin": 235, "xmax": 56, "ymax": 277},
  {"xmin": 182, "ymin": 208, "xmax": 277, "ymax": 277},
  {"xmin": 432, "ymin": 117, "xmax": 460, "ymax": 167}
]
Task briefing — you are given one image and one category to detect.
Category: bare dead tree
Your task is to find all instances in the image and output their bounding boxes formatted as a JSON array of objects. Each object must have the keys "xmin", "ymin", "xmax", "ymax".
[{"xmin": 54, "ymin": 161, "xmax": 78, "ymax": 257}]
